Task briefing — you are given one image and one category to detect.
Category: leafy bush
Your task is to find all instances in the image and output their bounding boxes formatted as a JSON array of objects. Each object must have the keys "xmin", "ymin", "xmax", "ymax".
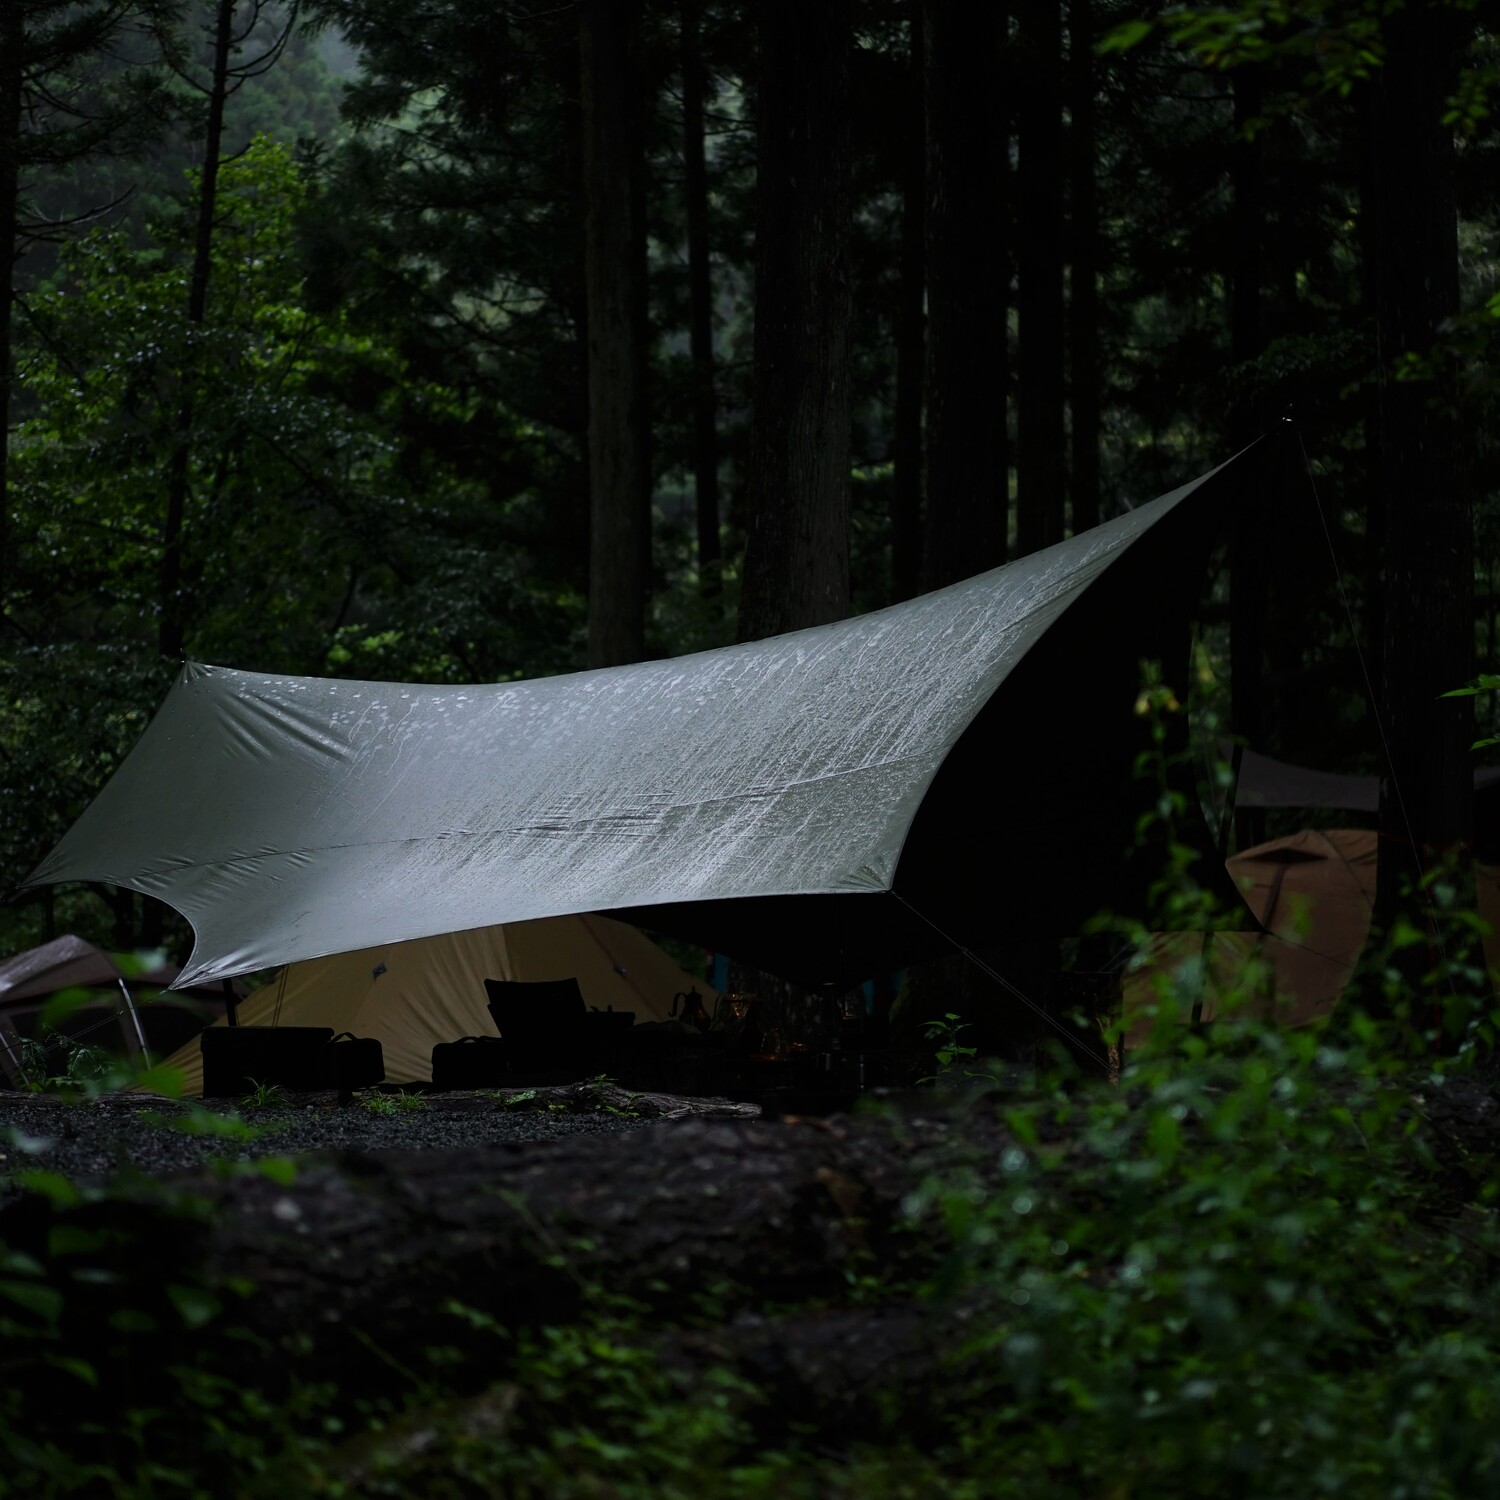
[{"xmin": 902, "ymin": 1019, "xmax": 1500, "ymax": 1498}]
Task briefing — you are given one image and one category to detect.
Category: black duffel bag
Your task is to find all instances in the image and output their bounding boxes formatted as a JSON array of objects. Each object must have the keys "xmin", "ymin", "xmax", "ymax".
[
  {"xmin": 430, "ymin": 1035, "xmax": 508, "ymax": 1090},
  {"xmin": 328, "ymin": 1032, "xmax": 385, "ymax": 1093},
  {"xmin": 200, "ymin": 1026, "xmax": 335, "ymax": 1097}
]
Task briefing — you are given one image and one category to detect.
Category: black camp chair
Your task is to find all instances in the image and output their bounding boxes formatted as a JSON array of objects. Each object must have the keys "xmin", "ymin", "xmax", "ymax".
[{"xmin": 483, "ymin": 977, "xmax": 589, "ymax": 1077}]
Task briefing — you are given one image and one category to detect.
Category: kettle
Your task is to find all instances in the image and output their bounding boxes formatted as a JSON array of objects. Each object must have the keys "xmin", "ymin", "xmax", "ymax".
[{"xmin": 670, "ymin": 988, "xmax": 711, "ymax": 1032}]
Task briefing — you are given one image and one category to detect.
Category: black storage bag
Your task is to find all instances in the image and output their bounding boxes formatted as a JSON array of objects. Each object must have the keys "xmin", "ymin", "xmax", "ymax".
[
  {"xmin": 430, "ymin": 1035, "xmax": 508, "ymax": 1090},
  {"xmin": 328, "ymin": 1032, "xmax": 385, "ymax": 1092},
  {"xmin": 200, "ymin": 1025, "xmax": 335, "ymax": 1097}
]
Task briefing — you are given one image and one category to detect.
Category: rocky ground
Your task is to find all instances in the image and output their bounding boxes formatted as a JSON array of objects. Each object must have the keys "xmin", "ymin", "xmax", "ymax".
[{"xmin": 0, "ymin": 1080, "xmax": 760, "ymax": 1203}]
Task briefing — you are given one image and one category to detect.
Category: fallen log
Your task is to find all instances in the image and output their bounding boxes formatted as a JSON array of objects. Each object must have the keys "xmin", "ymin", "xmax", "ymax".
[{"xmin": 427, "ymin": 1078, "xmax": 763, "ymax": 1119}]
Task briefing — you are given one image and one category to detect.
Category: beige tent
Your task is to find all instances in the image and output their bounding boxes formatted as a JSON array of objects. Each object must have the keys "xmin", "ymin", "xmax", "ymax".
[
  {"xmin": 157, "ymin": 913, "xmax": 715, "ymax": 1091},
  {"xmin": 1124, "ymin": 829, "xmax": 1500, "ymax": 1042}
]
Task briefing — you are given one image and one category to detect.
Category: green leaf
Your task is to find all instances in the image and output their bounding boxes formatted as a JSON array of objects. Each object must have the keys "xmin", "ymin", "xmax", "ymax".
[
  {"xmin": 1100, "ymin": 18, "xmax": 1153, "ymax": 54},
  {"xmin": 1441, "ymin": 673, "xmax": 1500, "ymax": 698},
  {"xmin": 109, "ymin": 1308, "xmax": 158, "ymax": 1334},
  {"xmin": 132, "ymin": 1064, "xmax": 186, "ymax": 1099},
  {"xmin": 167, "ymin": 1284, "xmax": 221, "ymax": 1330},
  {"xmin": 16, "ymin": 1171, "xmax": 81, "ymax": 1208},
  {"xmin": 44, "ymin": 1355, "xmax": 98, "ymax": 1388},
  {"xmin": 38, "ymin": 985, "xmax": 98, "ymax": 1033},
  {"xmin": 47, "ymin": 1225, "xmax": 108, "ymax": 1258},
  {"xmin": 0, "ymin": 1278, "xmax": 65, "ymax": 1323},
  {"xmin": 255, "ymin": 1156, "xmax": 299, "ymax": 1187}
]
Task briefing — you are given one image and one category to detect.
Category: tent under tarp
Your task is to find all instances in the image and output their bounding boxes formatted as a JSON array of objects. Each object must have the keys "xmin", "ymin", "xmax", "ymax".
[
  {"xmin": 156, "ymin": 913, "xmax": 716, "ymax": 1091},
  {"xmin": 1124, "ymin": 828, "xmax": 1500, "ymax": 1040},
  {"xmin": 19, "ymin": 451, "xmax": 1253, "ymax": 989}
]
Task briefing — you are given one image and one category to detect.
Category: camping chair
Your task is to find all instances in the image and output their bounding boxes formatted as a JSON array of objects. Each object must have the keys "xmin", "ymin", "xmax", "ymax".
[{"xmin": 483, "ymin": 977, "xmax": 591, "ymax": 1078}]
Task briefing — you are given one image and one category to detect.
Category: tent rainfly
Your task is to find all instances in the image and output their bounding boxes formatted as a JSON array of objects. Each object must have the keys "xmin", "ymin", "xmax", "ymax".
[
  {"xmin": 0, "ymin": 935, "xmax": 240, "ymax": 1083},
  {"xmin": 18, "ymin": 451, "xmax": 1254, "ymax": 989}
]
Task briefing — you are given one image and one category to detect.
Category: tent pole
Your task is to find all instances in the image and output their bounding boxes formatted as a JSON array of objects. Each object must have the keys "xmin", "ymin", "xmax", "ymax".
[
  {"xmin": 222, "ymin": 977, "xmax": 238, "ymax": 1027},
  {"xmin": 117, "ymin": 978, "xmax": 152, "ymax": 1066},
  {"xmin": 0, "ymin": 1025, "xmax": 26, "ymax": 1087}
]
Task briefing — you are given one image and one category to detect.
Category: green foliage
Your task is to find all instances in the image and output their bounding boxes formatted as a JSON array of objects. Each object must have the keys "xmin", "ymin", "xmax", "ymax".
[
  {"xmin": 360, "ymin": 1090, "xmax": 429, "ymax": 1117},
  {"xmin": 7, "ymin": 985, "xmax": 190, "ymax": 1099},
  {"xmin": 920, "ymin": 1012, "xmax": 984, "ymax": 1087},
  {"xmin": 903, "ymin": 1022, "xmax": 1500, "ymax": 1497},
  {"xmin": 14, "ymin": 1032, "xmax": 113, "ymax": 1094},
  {"xmin": 271, "ymin": 1308, "xmax": 776, "ymax": 1499},
  {"xmin": 1443, "ymin": 671, "xmax": 1500, "ymax": 748},
  {"xmin": 241, "ymin": 1078, "xmax": 289, "ymax": 1110},
  {"xmin": 13, "ymin": 135, "xmax": 478, "ymax": 670}
]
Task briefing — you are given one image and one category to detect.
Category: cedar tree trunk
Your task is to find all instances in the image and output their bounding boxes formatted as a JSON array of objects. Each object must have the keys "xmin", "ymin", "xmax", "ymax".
[
  {"xmin": 160, "ymin": 0, "xmax": 235, "ymax": 664},
  {"xmin": 891, "ymin": 5, "xmax": 925, "ymax": 603},
  {"xmin": 0, "ymin": 1, "xmax": 20, "ymax": 627},
  {"xmin": 581, "ymin": 0, "xmax": 652, "ymax": 668},
  {"xmin": 1229, "ymin": 65, "xmax": 1267, "ymax": 849},
  {"xmin": 1015, "ymin": 0, "xmax": 1065, "ymax": 555},
  {"xmin": 737, "ymin": 0, "xmax": 852, "ymax": 641},
  {"xmin": 1068, "ymin": 0, "xmax": 1100, "ymax": 536},
  {"xmin": 681, "ymin": 0, "xmax": 722, "ymax": 602},
  {"xmin": 1367, "ymin": 7, "xmax": 1474, "ymax": 1028},
  {"xmin": 922, "ymin": 0, "xmax": 1008, "ymax": 589}
]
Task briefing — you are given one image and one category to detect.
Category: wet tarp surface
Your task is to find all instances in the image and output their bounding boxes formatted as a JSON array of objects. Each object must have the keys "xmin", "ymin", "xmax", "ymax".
[{"xmin": 22, "ymin": 454, "xmax": 1249, "ymax": 987}]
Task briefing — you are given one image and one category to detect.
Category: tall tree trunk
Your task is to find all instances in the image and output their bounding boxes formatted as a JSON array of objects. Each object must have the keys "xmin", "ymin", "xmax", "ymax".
[
  {"xmin": 559, "ymin": 27, "xmax": 592, "ymax": 596},
  {"xmin": 0, "ymin": 1, "xmax": 21, "ymax": 628},
  {"xmin": 922, "ymin": 0, "xmax": 1007, "ymax": 590},
  {"xmin": 737, "ymin": 0, "xmax": 852, "ymax": 641},
  {"xmin": 1355, "ymin": 79, "xmax": 1385, "ymax": 704},
  {"xmin": 1366, "ymin": 8, "xmax": 1473, "ymax": 1030},
  {"xmin": 1015, "ymin": 0, "xmax": 1065, "ymax": 555},
  {"xmin": 1229, "ymin": 65, "xmax": 1267, "ymax": 850},
  {"xmin": 1228, "ymin": 67, "xmax": 1264, "ymax": 449},
  {"xmin": 160, "ymin": 0, "xmax": 235, "ymax": 664},
  {"xmin": 890, "ymin": 7, "xmax": 925, "ymax": 603},
  {"xmin": 1067, "ymin": 0, "xmax": 1100, "ymax": 537},
  {"xmin": 681, "ymin": 0, "xmax": 721, "ymax": 604},
  {"xmin": 581, "ymin": 0, "xmax": 651, "ymax": 668}
]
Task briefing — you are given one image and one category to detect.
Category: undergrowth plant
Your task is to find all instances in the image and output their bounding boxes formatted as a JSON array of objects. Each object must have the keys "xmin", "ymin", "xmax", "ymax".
[
  {"xmin": 360, "ymin": 1090, "xmax": 429, "ymax": 1116},
  {"xmin": 920, "ymin": 1011, "xmax": 984, "ymax": 1087},
  {"xmin": 241, "ymin": 1079, "xmax": 289, "ymax": 1110}
]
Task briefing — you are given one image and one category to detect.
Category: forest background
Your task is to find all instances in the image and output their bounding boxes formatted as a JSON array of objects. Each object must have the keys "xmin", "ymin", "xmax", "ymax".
[
  {"xmin": 4, "ymin": 6, "xmax": 1500, "ymax": 1495},
  {"xmin": 1, "ymin": 0, "xmax": 1497, "ymax": 974}
]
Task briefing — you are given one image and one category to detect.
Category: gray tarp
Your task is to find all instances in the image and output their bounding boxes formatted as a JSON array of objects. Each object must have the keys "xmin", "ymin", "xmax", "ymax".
[{"xmin": 20, "ymin": 452, "xmax": 1251, "ymax": 988}]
